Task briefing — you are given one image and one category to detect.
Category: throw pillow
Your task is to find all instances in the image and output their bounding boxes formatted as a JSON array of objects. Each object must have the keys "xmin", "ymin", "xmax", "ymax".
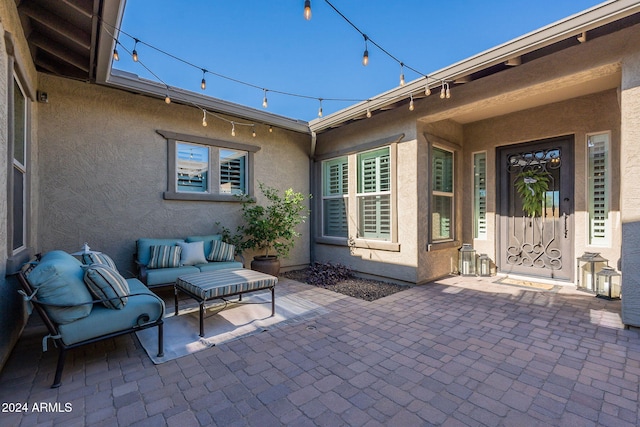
[
  {"xmin": 147, "ymin": 245, "xmax": 182, "ymax": 269},
  {"xmin": 83, "ymin": 264, "xmax": 130, "ymax": 309},
  {"xmin": 81, "ymin": 252, "xmax": 117, "ymax": 270},
  {"xmin": 207, "ymin": 240, "xmax": 236, "ymax": 262},
  {"xmin": 177, "ymin": 241, "xmax": 207, "ymax": 266}
]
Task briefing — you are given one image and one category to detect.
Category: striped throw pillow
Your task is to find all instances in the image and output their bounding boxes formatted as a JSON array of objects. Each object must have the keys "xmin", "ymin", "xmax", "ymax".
[
  {"xmin": 147, "ymin": 245, "xmax": 182, "ymax": 269},
  {"xmin": 83, "ymin": 264, "xmax": 130, "ymax": 309},
  {"xmin": 81, "ymin": 252, "xmax": 117, "ymax": 270},
  {"xmin": 207, "ymin": 240, "xmax": 236, "ymax": 262}
]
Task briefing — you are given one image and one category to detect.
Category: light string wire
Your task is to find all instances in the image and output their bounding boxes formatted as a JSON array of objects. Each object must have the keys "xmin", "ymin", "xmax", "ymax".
[{"xmin": 101, "ymin": 1, "xmax": 453, "ymax": 127}]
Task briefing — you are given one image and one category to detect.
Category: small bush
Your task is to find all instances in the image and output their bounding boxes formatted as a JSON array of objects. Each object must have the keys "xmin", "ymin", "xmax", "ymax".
[{"xmin": 307, "ymin": 262, "xmax": 352, "ymax": 287}]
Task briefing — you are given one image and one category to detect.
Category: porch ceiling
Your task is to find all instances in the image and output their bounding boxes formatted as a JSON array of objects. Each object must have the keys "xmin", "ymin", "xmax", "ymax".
[{"xmin": 15, "ymin": 0, "xmax": 101, "ymax": 82}]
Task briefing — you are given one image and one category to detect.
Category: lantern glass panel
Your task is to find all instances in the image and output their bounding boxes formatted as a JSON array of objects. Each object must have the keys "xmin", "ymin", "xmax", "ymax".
[
  {"xmin": 459, "ymin": 244, "xmax": 476, "ymax": 276},
  {"xmin": 596, "ymin": 267, "xmax": 621, "ymax": 299},
  {"xmin": 577, "ymin": 252, "xmax": 607, "ymax": 292},
  {"xmin": 477, "ymin": 253, "xmax": 491, "ymax": 276}
]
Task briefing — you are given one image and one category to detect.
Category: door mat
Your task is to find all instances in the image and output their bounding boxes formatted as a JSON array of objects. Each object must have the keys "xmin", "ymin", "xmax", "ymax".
[
  {"xmin": 136, "ymin": 291, "xmax": 329, "ymax": 364},
  {"xmin": 494, "ymin": 277, "xmax": 560, "ymax": 292}
]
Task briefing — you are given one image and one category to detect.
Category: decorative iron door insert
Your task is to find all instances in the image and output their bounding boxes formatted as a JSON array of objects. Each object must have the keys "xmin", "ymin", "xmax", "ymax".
[{"xmin": 497, "ymin": 136, "xmax": 574, "ymax": 280}]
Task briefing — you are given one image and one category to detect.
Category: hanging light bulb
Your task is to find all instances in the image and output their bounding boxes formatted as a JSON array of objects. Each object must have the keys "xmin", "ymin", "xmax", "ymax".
[
  {"xmin": 269, "ymin": 126, "xmax": 273, "ymax": 133},
  {"xmin": 362, "ymin": 35, "xmax": 369, "ymax": 66},
  {"xmin": 113, "ymin": 47, "xmax": 119, "ymax": 61},
  {"xmin": 399, "ymin": 63, "xmax": 405, "ymax": 86},
  {"xmin": 440, "ymin": 82, "xmax": 446, "ymax": 99},
  {"xmin": 304, "ymin": 0, "xmax": 312, "ymax": 20},
  {"xmin": 201, "ymin": 69, "xmax": 207, "ymax": 90},
  {"xmin": 165, "ymin": 88, "xmax": 171, "ymax": 104},
  {"xmin": 231, "ymin": 122, "xmax": 236, "ymax": 137},
  {"xmin": 132, "ymin": 39, "xmax": 139, "ymax": 62},
  {"xmin": 202, "ymin": 110, "xmax": 207, "ymax": 127},
  {"xmin": 366, "ymin": 108, "xmax": 372, "ymax": 118},
  {"xmin": 409, "ymin": 94, "xmax": 415, "ymax": 111},
  {"xmin": 445, "ymin": 82, "xmax": 451, "ymax": 99},
  {"xmin": 252, "ymin": 127, "xmax": 256, "ymax": 138},
  {"xmin": 424, "ymin": 77, "xmax": 431, "ymax": 96},
  {"xmin": 318, "ymin": 99, "xmax": 323, "ymax": 117},
  {"xmin": 262, "ymin": 89, "xmax": 268, "ymax": 108}
]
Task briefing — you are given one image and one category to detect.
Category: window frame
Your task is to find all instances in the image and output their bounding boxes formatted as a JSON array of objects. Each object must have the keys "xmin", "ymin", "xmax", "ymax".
[
  {"xmin": 315, "ymin": 136, "xmax": 401, "ymax": 252},
  {"xmin": 356, "ymin": 147, "xmax": 392, "ymax": 240},
  {"xmin": 586, "ymin": 131, "xmax": 611, "ymax": 247},
  {"xmin": 428, "ymin": 138, "xmax": 458, "ymax": 246},
  {"xmin": 473, "ymin": 151, "xmax": 487, "ymax": 240},
  {"xmin": 321, "ymin": 156, "xmax": 349, "ymax": 238},
  {"xmin": 158, "ymin": 130, "xmax": 260, "ymax": 202}
]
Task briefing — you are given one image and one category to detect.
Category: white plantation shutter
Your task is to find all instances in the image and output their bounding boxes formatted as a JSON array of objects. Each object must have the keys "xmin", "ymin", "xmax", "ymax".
[
  {"xmin": 431, "ymin": 147, "xmax": 454, "ymax": 241},
  {"xmin": 220, "ymin": 150, "xmax": 246, "ymax": 194},
  {"xmin": 322, "ymin": 158, "xmax": 348, "ymax": 237},
  {"xmin": 357, "ymin": 148, "xmax": 391, "ymax": 240},
  {"xmin": 588, "ymin": 133, "xmax": 609, "ymax": 245},
  {"xmin": 474, "ymin": 153, "xmax": 487, "ymax": 239}
]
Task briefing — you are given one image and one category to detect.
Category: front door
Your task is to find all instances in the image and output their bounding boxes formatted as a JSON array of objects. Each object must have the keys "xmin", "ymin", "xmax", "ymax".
[{"xmin": 497, "ymin": 136, "xmax": 574, "ymax": 280}]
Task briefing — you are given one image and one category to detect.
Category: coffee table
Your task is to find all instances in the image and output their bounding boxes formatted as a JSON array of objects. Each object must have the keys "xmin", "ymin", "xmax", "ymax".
[{"xmin": 175, "ymin": 268, "xmax": 277, "ymax": 337}]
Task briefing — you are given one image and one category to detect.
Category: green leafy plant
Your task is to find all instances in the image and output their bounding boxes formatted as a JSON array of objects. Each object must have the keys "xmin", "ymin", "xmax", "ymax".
[
  {"xmin": 220, "ymin": 183, "xmax": 310, "ymax": 259},
  {"xmin": 514, "ymin": 169, "xmax": 550, "ymax": 217}
]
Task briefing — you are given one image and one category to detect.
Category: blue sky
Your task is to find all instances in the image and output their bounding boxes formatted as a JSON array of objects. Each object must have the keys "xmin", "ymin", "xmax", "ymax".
[{"xmin": 115, "ymin": 0, "xmax": 604, "ymax": 121}]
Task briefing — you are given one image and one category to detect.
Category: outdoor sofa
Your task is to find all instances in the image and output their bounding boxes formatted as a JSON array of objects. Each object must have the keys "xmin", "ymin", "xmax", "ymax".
[
  {"xmin": 17, "ymin": 250, "xmax": 165, "ymax": 388},
  {"xmin": 135, "ymin": 234, "xmax": 243, "ymax": 288}
]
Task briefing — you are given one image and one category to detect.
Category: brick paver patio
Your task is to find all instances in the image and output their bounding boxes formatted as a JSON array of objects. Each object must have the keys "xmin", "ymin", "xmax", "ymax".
[{"xmin": 1, "ymin": 276, "xmax": 638, "ymax": 426}]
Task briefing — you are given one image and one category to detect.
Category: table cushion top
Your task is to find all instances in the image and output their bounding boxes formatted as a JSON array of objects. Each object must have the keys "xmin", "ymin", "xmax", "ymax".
[{"xmin": 176, "ymin": 268, "xmax": 277, "ymax": 300}]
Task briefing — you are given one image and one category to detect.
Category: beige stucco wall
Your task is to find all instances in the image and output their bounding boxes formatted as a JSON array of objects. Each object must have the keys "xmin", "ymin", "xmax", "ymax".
[
  {"xmin": 314, "ymin": 106, "xmax": 420, "ymax": 284},
  {"xmin": 0, "ymin": 0, "xmax": 39, "ymax": 370},
  {"xmin": 36, "ymin": 74, "xmax": 311, "ymax": 275},
  {"xmin": 463, "ymin": 90, "xmax": 622, "ymax": 281}
]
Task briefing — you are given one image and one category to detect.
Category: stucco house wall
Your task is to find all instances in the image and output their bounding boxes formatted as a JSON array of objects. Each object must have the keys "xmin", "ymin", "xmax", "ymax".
[
  {"xmin": 0, "ymin": 0, "xmax": 40, "ymax": 370},
  {"xmin": 36, "ymin": 74, "xmax": 312, "ymax": 275}
]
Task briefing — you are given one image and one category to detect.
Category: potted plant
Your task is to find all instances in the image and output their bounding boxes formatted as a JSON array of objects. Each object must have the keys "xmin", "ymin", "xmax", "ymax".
[{"xmin": 222, "ymin": 183, "xmax": 309, "ymax": 276}]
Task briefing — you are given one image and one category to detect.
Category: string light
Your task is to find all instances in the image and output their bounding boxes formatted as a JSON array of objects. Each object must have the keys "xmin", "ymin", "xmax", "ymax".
[
  {"xmin": 318, "ymin": 98, "xmax": 323, "ymax": 117},
  {"xmin": 269, "ymin": 126, "xmax": 273, "ymax": 133},
  {"xmin": 366, "ymin": 107, "xmax": 372, "ymax": 118},
  {"xmin": 202, "ymin": 110, "xmax": 207, "ymax": 126},
  {"xmin": 409, "ymin": 94, "xmax": 414, "ymax": 111},
  {"xmin": 362, "ymin": 35, "xmax": 369, "ymax": 66},
  {"xmin": 252, "ymin": 127, "xmax": 256, "ymax": 137},
  {"xmin": 445, "ymin": 82, "xmax": 451, "ymax": 99},
  {"xmin": 165, "ymin": 87, "xmax": 171, "ymax": 104},
  {"xmin": 440, "ymin": 82, "xmax": 446, "ymax": 99},
  {"xmin": 200, "ymin": 69, "xmax": 207, "ymax": 90},
  {"xmin": 399, "ymin": 63, "xmax": 405, "ymax": 86},
  {"xmin": 303, "ymin": 0, "xmax": 312, "ymax": 20},
  {"xmin": 231, "ymin": 122, "xmax": 236, "ymax": 136},
  {"xmin": 262, "ymin": 89, "xmax": 268, "ymax": 108},
  {"xmin": 424, "ymin": 77, "xmax": 431, "ymax": 96},
  {"xmin": 132, "ymin": 38, "xmax": 139, "ymax": 62},
  {"xmin": 113, "ymin": 46, "xmax": 119, "ymax": 61}
]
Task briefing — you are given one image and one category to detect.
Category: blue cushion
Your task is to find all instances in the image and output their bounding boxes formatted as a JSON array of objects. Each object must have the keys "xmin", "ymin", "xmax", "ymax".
[
  {"xmin": 136, "ymin": 238, "xmax": 185, "ymax": 266},
  {"xmin": 81, "ymin": 252, "xmax": 117, "ymax": 270},
  {"xmin": 186, "ymin": 235, "xmax": 222, "ymax": 258},
  {"xmin": 196, "ymin": 261, "xmax": 244, "ymax": 273},
  {"xmin": 147, "ymin": 245, "xmax": 182, "ymax": 269},
  {"xmin": 207, "ymin": 240, "xmax": 236, "ymax": 262},
  {"xmin": 84, "ymin": 265, "xmax": 130, "ymax": 309},
  {"xmin": 176, "ymin": 241, "xmax": 207, "ymax": 266},
  {"xmin": 57, "ymin": 279, "xmax": 164, "ymax": 346},
  {"xmin": 27, "ymin": 251, "xmax": 93, "ymax": 324},
  {"xmin": 146, "ymin": 266, "xmax": 200, "ymax": 287}
]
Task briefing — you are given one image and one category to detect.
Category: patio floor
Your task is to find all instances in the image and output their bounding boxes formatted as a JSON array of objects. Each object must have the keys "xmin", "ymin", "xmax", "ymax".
[{"xmin": 1, "ymin": 275, "xmax": 639, "ymax": 426}]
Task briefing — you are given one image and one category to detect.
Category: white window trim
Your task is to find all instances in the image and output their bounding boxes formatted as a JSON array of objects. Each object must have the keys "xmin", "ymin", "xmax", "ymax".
[
  {"xmin": 321, "ymin": 156, "xmax": 349, "ymax": 238},
  {"xmin": 586, "ymin": 131, "xmax": 611, "ymax": 247},
  {"xmin": 11, "ymin": 75, "xmax": 28, "ymax": 255},
  {"xmin": 158, "ymin": 130, "xmax": 259, "ymax": 202},
  {"xmin": 473, "ymin": 151, "xmax": 488, "ymax": 240}
]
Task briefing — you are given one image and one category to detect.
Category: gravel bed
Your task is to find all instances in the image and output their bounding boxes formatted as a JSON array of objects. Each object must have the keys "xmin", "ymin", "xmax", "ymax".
[{"xmin": 281, "ymin": 269, "xmax": 407, "ymax": 302}]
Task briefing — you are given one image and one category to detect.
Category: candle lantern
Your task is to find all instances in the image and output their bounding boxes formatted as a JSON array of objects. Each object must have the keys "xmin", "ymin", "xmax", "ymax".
[
  {"xmin": 595, "ymin": 267, "xmax": 621, "ymax": 300},
  {"xmin": 459, "ymin": 244, "xmax": 476, "ymax": 276},
  {"xmin": 576, "ymin": 252, "xmax": 608, "ymax": 292},
  {"xmin": 477, "ymin": 253, "xmax": 492, "ymax": 277}
]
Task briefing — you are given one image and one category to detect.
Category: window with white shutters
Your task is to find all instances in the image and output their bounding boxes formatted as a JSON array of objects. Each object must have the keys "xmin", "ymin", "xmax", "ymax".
[
  {"xmin": 11, "ymin": 77, "xmax": 28, "ymax": 253},
  {"xmin": 588, "ymin": 132, "xmax": 610, "ymax": 245},
  {"xmin": 431, "ymin": 147, "xmax": 454, "ymax": 241},
  {"xmin": 357, "ymin": 148, "xmax": 391, "ymax": 240},
  {"xmin": 220, "ymin": 149, "xmax": 247, "ymax": 195},
  {"xmin": 322, "ymin": 157, "xmax": 348, "ymax": 237},
  {"xmin": 473, "ymin": 152, "xmax": 487, "ymax": 239}
]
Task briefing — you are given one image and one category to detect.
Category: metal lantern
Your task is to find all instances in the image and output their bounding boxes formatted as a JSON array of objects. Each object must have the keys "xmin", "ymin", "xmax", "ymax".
[
  {"xmin": 459, "ymin": 244, "xmax": 476, "ymax": 276},
  {"xmin": 477, "ymin": 253, "xmax": 492, "ymax": 277},
  {"xmin": 576, "ymin": 252, "xmax": 608, "ymax": 292},
  {"xmin": 596, "ymin": 267, "xmax": 621, "ymax": 300}
]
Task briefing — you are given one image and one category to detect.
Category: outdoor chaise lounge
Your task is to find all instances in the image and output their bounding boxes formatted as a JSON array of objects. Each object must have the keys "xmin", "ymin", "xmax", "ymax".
[{"xmin": 17, "ymin": 250, "xmax": 165, "ymax": 388}]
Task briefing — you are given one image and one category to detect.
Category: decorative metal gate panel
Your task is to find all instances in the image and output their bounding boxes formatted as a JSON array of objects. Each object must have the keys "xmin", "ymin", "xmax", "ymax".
[{"xmin": 498, "ymin": 137, "xmax": 574, "ymax": 280}]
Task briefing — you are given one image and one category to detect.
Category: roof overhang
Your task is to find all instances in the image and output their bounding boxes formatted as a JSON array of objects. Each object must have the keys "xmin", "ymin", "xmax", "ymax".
[{"xmin": 308, "ymin": 0, "xmax": 640, "ymax": 133}]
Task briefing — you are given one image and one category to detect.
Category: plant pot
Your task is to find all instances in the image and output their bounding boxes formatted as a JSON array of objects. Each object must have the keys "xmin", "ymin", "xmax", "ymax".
[{"xmin": 251, "ymin": 255, "xmax": 280, "ymax": 276}]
